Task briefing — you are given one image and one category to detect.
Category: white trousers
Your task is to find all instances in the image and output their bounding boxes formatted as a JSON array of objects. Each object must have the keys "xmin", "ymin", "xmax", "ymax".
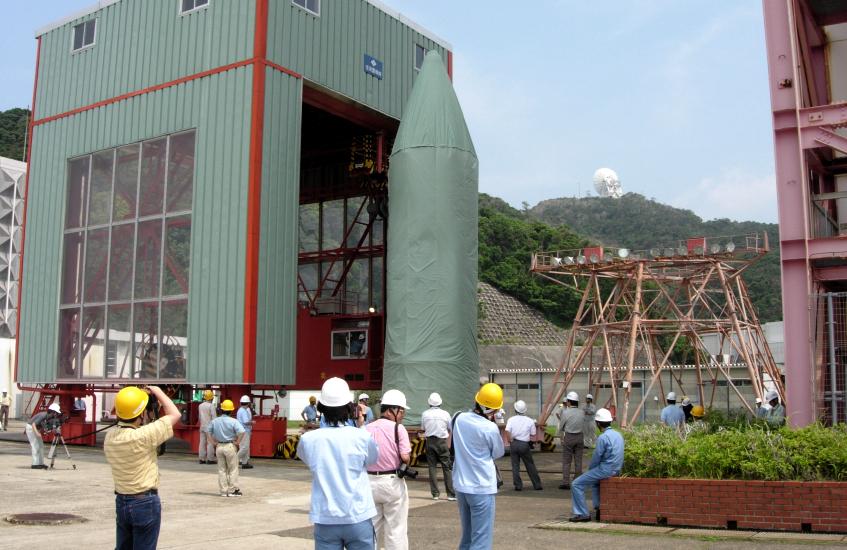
[
  {"xmin": 198, "ymin": 428, "xmax": 215, "ymax": 461},
  {"xmin": 369, "ymin": 474, "xmax": 409, "ymax": 550},
  {"xmin": 25, "ymin": 424, "xmax": 44, "ymax": 466},
  {"xmin": 237, "ymin": 431, "xmax": 251, "ymax": 464}
]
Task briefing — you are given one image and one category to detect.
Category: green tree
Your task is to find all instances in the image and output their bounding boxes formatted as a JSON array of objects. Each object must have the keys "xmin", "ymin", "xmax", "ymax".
[
  {"xmin": 0, "ymin": 108, "xmax": 30, "ymax": 161},
  {"xmin": 478, "ymin": 195, "xmax": 588, "ymax": 327}
]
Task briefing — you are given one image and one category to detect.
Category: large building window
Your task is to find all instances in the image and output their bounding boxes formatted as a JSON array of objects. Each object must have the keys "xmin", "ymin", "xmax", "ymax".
[{"xmin": 59, "ymin": 130, "xmax": 195, "ymax": 381}]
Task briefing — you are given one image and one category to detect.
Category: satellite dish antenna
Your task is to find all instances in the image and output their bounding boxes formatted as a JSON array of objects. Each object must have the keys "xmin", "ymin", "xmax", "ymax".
[{"xmin": 593, "ymin": 168, "xmax": 623, "ymax": 198}]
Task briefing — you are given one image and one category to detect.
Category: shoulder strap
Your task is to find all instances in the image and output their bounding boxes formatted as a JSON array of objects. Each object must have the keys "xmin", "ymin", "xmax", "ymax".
[{"xmin": 449, "ymin": 412, "xmax": 463, "ymax": 456}]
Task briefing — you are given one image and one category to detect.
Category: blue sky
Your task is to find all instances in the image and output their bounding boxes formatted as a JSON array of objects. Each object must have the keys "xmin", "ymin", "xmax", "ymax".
[{"xmin": 0, "ymin": 0, "xmax": 777, "ymax": 223}]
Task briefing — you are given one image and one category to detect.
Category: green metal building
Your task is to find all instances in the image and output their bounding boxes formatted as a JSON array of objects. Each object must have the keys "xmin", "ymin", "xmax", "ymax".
[{"xmin": 18, "ymin": 0, "xmax": 450, "ymax": 388}]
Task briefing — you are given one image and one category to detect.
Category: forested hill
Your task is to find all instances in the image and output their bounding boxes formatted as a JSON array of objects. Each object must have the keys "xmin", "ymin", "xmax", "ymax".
[
  {"xmin": 526, "ymin": 193, "xmax": 782, "ymax": 322},
  {"xmin": 478, "ymin": 194, "xmax": 587, "ymax": 327}
]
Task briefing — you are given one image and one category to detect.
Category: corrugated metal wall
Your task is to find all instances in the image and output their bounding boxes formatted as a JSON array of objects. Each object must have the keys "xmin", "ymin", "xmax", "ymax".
[
  {"xmin": 267, "ymin": 0, "xmax": 446, "ymax": 119},
  {"xmin": 19, "ymin": 67, "xmax": 253, "ymax": 383},
  {"xmin": 254, "ymin": 68, "xmax": 302, "ymax": 385},
  {"xmin": 35, "ymin": 0, "xmax": 255, "ymax": 119}
]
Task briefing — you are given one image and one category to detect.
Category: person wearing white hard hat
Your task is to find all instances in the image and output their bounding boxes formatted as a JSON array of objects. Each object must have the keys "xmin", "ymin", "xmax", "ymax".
[
  {"xmin": 25, "ymin": 403, "xmax": 63, "ymax": 469},
  {"xmin": 297, "ymin": 377, "xmax": 379, "ymax": 549},
  {"xmin": 660, "ymin": 391, "xmax": 685, "ymax": 429},
  {"xmin": 583, "ymin": 394, "xmax": 597, "ymax": 448},
  {"xmin": 754, "ymin": 396, "xmax": 767, "ymax": 419},
  {"xmin": 365, "ymin": 389, "xmax": 412, "ymax": 550},
  {"xmin": 357, "ymin": 393, "xmax": 374, "ymax": 426},
  {"xmin": 558, "ymin": 391, "xmax": 584, "ymax": 489},
  {"xmin": 0, "ymin": 390, "xmax": 10, "ymax": 431},
  {"xmin": 681, "ymin": 396, "xmax": 694, "ymax": 423},
  {"xmin": 764, "ymin": 389, "xmax": 785, "ymax": 426},
  {"xmin": 569, "ymin": 407, "xmax": 625, "ymax": 522},
  {"xmin": 236, "ymin": 395, "xmax": 254, "ymax": 469},
  {"xmin": 505, "ymin": 400, "xmax": 542, "ymax": 491},
  {"xmin": 421, "ymin": 392, "xmax": 455, "ymax": 501}
]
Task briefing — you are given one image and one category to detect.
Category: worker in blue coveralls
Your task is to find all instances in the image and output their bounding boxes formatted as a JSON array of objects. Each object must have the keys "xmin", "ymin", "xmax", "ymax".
[
  {"xmin": 569, "ymin": 407, "xmax": 624, "ymax": 522},
  {"xmin": 659, "ymin": 391, "xmax": 685, "ymax": 429}
]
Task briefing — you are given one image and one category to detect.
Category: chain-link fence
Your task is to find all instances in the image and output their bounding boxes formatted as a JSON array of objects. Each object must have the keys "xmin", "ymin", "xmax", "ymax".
[{"xmin": 812, "ymin": 293, "xmax": 847, "ymax": 425}]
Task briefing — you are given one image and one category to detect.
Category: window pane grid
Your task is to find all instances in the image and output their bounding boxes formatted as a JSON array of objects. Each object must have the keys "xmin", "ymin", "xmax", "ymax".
[{"xmin": 59, "ymin": 131, "xmax": 194, "ymax": 381}]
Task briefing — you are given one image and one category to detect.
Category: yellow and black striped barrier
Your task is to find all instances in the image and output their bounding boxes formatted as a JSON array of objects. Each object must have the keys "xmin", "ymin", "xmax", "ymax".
[
  {"xmin": 540, "ymin": 432, "xmax": 556, "ymax": 452},
  {"xmin": 276, "ymin": 433, "xmax": 301, "ymax": 459},
  {"xmin": 409, "ymin": 435, "xmax": 427, "ymax": 467}
]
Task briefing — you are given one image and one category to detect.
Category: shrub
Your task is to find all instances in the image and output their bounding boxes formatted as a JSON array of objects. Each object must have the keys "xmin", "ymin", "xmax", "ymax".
[{"xmin": 621, "ymin": 421, "xmax": 847, "ymax": 481}]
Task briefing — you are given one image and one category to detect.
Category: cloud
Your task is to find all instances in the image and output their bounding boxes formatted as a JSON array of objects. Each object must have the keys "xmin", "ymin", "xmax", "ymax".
[{"xmin": 669, "ymin": 170, "xmax": 777, "ymax": 223}]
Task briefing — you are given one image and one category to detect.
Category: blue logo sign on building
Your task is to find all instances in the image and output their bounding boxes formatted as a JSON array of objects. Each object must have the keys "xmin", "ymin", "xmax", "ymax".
[{"xmin": 364, "ymin": 54, "xmax": 383, "ymax": 80}]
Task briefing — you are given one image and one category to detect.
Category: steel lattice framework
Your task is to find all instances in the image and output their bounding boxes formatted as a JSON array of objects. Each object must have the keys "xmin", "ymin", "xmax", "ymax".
[
  {"xmin": 532, "ymin": 233, "xmax": 784, "ymax": 428},
  {"xmin": 0, "ymin": 157, "xmax": 25, "ymax": 338}
]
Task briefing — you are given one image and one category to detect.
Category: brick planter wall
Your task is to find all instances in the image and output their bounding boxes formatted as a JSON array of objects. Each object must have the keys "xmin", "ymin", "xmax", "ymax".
[{"xmin": 600, "ymin": 477, "xmax": 847, "ymax": 533}]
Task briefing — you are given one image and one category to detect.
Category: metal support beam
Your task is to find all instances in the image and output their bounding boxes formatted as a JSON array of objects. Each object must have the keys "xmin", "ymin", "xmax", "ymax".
[{"xmin": 763, "ymin": 0, "xmax": 816, "ymax": 426}]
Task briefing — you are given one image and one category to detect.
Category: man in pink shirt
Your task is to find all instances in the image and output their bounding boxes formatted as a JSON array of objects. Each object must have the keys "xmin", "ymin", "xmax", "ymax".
[{"xmin": 365, "ymin": 389, "xmax": 412, "ymax": 550}]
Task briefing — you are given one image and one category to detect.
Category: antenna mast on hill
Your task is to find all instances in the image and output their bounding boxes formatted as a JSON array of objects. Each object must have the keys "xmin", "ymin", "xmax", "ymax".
[{"xmin": 531, "ymin": 233, "xmax": 783, "ymax": 428}]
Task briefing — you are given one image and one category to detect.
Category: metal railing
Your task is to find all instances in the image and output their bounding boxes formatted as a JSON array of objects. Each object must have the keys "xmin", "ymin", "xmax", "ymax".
[{"xmin": 812, "ymin": 292, "xmax": 847, "ymax": 424}]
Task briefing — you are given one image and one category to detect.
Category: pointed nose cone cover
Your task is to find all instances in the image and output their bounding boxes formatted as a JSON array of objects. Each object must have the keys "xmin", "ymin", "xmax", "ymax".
[
  {"xmin": 383, "ymin": 51, "xmax": 479, "ymax": 424},
  {"xmin": 391, "ymin": 52, "xmax": 476, "ymax": 155}
]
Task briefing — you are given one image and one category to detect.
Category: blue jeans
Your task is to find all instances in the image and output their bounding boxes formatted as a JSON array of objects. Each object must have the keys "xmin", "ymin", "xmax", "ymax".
[
  {"xmin": 314, "ymin": 519, "xmax": 375, "ymax": 550},
  {"xmin": 456, "ymin": 492, "xmax": 495, "ymax": 550},
  {"xmin": 571, "ymin": 468, "xmax": 615, "ymax": 517},
  {"xmin": 115, "ymin": 494, "xmax": 161, "ymax": 550}
]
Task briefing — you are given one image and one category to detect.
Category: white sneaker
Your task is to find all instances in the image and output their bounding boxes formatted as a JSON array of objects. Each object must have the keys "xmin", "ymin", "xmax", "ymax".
[
  {"xmin": 447, "ymin": 496, "xmax": 457, "ymax": 501},
  {"xmin": 432, "ymin": 495, "xmax": 440, "ymax": 500}
]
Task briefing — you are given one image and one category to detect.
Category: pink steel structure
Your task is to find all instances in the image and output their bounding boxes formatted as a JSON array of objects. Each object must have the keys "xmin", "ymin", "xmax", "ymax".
[{"xmin": 762, "ymin": 1, "xmax": 847, "ymax": 426}]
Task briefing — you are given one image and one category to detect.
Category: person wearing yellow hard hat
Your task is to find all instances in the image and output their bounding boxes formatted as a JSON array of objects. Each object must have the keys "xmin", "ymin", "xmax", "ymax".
[
  {"xmin": 684, "ymin": 405, "xmax": 707, "ymax": 438},
  {"xmin": 451, "ymin": 382, "xmax": 505, "ymax": 550},
  {"xmin": 204, "ymin": 399, "xmax": 245, "ymax": 497},
  {"xmin": 569, "ymin": 407, "xmax": 624, "ymax": 523},
  {"xmin": 198, "ymin": 389, "xmax": 217, "ymax": 465},
  {"xmin": 301, "ymin": 395, "xmax": 320, "ymax": 427},
  {"xmin": 103, "ymin": 386, "xmax": 180, "ymax": 549}
]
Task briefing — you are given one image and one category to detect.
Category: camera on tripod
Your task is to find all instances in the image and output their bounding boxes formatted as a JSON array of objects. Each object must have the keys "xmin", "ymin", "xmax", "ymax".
[
  {"xmin": 43, "ymin": 414, "xmax": 68, "ymax": 435},
  {"xmin": 396, "ymin": 462, "xmax": 418, "ymax": 479}
]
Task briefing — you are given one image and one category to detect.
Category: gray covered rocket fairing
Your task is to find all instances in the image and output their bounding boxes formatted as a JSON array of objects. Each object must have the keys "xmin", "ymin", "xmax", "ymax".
[{"xmin": 383, "ymin": 51, "xmax": 479, "ymax": 424}]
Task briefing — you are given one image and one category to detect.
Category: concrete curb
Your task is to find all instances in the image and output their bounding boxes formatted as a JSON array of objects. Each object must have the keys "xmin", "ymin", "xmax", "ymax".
[{"xmin": 534, "ymin": 520, "xmax": 847, "ymax": 544}]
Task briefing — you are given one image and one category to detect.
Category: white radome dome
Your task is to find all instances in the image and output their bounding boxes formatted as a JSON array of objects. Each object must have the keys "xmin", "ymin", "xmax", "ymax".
[{"xmin": 593, "ymin": 168, "xmax": 623, "ymax": 198}]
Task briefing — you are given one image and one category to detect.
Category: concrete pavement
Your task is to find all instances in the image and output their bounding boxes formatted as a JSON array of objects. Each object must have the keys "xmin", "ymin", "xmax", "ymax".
[{"xmin": 0, "ymin": 428, "xmax": 844, "ymax": 549}]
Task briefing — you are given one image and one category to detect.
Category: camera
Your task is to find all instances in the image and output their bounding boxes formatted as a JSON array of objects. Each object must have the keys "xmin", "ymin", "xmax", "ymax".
[
  {"xmin": 44, "ymin": 415, "xmax": 68, "ymax": 434},
  {"xmin": 396, "ymin": 462, "xmax": 418, "ymax": 480}
]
